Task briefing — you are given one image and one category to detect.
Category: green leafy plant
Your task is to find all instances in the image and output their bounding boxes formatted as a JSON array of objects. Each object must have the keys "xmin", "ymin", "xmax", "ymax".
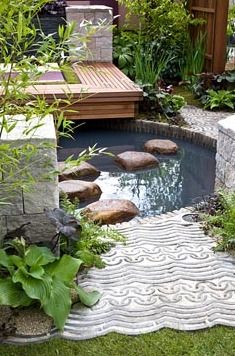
[
  {"xmin": 135, "ymin": 43, "xmax": 171, "ymax": 87},
  {"xmin": 227, "ymin": 4, "xmax": 235, "ymax": 37},
  {"xmin": 118, "ymin": 0, "xmax": 198, "ymax": 80},
  {"xmin": 158, "ymin": 93, "xmax": 186, "ymax": 117},
  {"xmin": 0, "ymin": 242, "xmax": 100, "ymax": 330},
  {"xmin": 60, "ymin": 197, "xmax": 126, "ymax": 269},
  {"xmin": 199, "ymin": 192, "xmax": 235, "ymax": 252},
  {"xmin": 179, "ymin": 32, "xmax": 206, "ymax": 82},
  {"xmin": 113, "ymin": 30, "xmax": 138, "ymax": 78},
  {"xmin": 204, "ymin": 90, "xmax": 235, "ymax": 110}
]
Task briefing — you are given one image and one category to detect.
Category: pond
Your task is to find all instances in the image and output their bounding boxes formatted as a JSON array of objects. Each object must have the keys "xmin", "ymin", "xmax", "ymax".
[{"xmin": 58, "ymin": 126, "xmax": 215, "ymax": 217}]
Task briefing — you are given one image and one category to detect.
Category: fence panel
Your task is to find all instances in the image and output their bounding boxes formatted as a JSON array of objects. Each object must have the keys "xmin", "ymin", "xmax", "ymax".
[{"xmin": 189, "ymin": 0, "xmax": 229, "ymax": 73}]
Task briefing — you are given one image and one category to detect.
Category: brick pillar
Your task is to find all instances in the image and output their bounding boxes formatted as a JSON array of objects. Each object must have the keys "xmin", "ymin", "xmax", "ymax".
[
  {"xmin": 0, "ymin": 114, "xmax": 59, "ymax": 244},
  {"xmin": 66, "ymin": 5, "xmax": 113, "ymax": 62}
]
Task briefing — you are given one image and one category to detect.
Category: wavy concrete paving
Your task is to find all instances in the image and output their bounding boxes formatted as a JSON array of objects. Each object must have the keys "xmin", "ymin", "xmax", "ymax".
[
  {"xmin": 62, "ymin": 209, "xmax": 235, "ymax": 340},
  {"xmin": 181, "ymin": 105, "xmax": 230, "ymax": 139},
  {"xmin": 8, "ymin": 209, "xmax": 235, "ymax": 343}
]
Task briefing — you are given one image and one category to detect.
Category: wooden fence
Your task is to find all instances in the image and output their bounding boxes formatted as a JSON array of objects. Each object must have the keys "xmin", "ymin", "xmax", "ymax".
[{"xmin": 189, "ymin": 0, "xmax": 229, "ymax": 73}]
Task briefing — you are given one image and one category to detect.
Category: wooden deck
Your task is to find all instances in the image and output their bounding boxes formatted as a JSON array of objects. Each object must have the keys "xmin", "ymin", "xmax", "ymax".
[{"xmin": 25, "ymin": 62, "xmax": 143, "ymax": 120}]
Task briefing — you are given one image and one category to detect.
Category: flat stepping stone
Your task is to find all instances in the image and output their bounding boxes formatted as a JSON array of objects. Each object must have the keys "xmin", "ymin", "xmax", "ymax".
[
  {"xmin": 82, "ymin": 199, "xmax": 139, "ymax": 225},
  {"xmin": 59, "ymin": 180, "xmax": 102, "ymax": 202},
  {"xmin": 144, "ymin": 139, "xmax": 178, "ymax": 154},
  {"xmin": 58, "ymin": 161, "xmax": 100, "ymax": 181},
  {"xmin": 115, "ymin": 151, "xmax": 159, "ymax": 171}
]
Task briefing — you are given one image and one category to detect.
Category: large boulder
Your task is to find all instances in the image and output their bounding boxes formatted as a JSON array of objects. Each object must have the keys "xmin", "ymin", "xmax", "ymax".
[
  {"xmin": 58, "ymin": 161, "xmax": 100, "ymax": 182},
  {"xmin": 82, "ymin": 199, "xmax": 139, "ymax": 225},
  {"xmin": 144, "ymin": 139, "xmax": 178, "ymax": 154},
  {"xmin": 115, "ymin": 151, "xmax": 159, "ymax": 171},
  {"xmin": 59, "ymin": 180, "xmax": 102, "ymax": 202}
]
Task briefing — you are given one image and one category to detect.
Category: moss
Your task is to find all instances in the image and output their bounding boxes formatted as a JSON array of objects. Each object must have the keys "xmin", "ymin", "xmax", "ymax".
[
  {"xmin": 61, "ymin": 64, "xmax": 80, "ymax": 84},
  {"xmin": 173, "ymin": 85, "xmax": 202, "ymax": 108},
  {"xmin": 136, "ymin": 112, "xmax": 188, "ymax": 126},
  {"xmin": 2, "ymin": 327, "xmax": 235, "ymax": 356}
]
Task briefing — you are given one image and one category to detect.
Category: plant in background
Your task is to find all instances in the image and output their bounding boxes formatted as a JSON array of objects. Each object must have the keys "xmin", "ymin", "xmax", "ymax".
[
  {"xmin": 227, "ymin": 4, "xmax": 235, "ymax": 41},
  {"xmin": 39, "ymin": 0, "xmax": 67, "ymax": 16},
  {"xmin": 113, "ymin": 30, "xmax": 138, "ymax": 78},
  {"xmin": 179, "ymin": 32, "xmax": 206, "ymax": 83},
  {"xmin": 158, "ymin": 94, "xmax": 186, "ymax": 117},
  {"xmin": 0, "ymin": 242, "xmax": 100, "ymax": 330},
  {"xmin": 198, "ymin": 192, "xmax": 235, "ymax": 252},
  {"xmin": 118, "ymin": 0, "xmax": 196, "ymax": 80},
  {"xmin": 204, "ymin": 90, "xmax": 235, "ymax": 110},
  {"xmin": 135, "ymin": 42, "xmax": 172, "ymax": 87},
  {"xmin": 191, "ymin": 70, "xmax": 235, "ymax": 110}
]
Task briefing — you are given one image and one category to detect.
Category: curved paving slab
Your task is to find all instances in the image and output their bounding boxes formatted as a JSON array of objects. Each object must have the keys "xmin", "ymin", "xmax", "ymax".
[
  {"xmin": 7, "ymin": 209, "xmax": 235, "ymax": 343},
  {"xmin": 181, "ymin": 105, "xmax": 230, "ymax": 139}
]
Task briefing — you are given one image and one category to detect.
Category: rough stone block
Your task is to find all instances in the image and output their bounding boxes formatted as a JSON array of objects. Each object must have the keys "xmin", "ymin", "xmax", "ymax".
[
  {"xmin": 23, "ymin": 182, "xmax": 59, "ymax": 214},
  {"xmin": 96, "ymin": 36, "xmax": 112, "ymax": 48},
  {"xmin": 100, "ymin": 48, "xmax": 112, "ymax": 62},
  {"xmin": 225, "ymin": 162, "xmax": 235, "ymax": 189},
  {"xmin": 0, "ymin": 216, "xmax": 7, "ymax": 242},
  {"xmin": 6, "ymin": 213, "xmax": 57, "ymax": 243},
  {"xmin": 1, "ymin": 115, "xmax": 56, "ymax": 146},
  {"xmin": 216, "ymin": 115, "xmax": 235, "ymax": 190},
  {"xmin": 215, "ymin": 153, "xmax": 226, "ymax": 182},
  {"xmin": 0, "ymin": 187, "xmax": 24, "ymax": 215},
  {"xmin": 2, "ymin": 147, "xmax": 58, "ymax": 183},
  {"xmin": 0, "ymin": 114, "xmax": 59, "ymax": 242},
  {"xmin": 66, "ymin": 5, "xmax": 113, "ymax": 62}
]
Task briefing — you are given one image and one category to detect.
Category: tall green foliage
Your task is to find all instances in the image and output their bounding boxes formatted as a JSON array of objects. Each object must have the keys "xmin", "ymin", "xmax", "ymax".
[{"xmin": 117, "ymin": 0, "xmax": 199, "ymax": 80}]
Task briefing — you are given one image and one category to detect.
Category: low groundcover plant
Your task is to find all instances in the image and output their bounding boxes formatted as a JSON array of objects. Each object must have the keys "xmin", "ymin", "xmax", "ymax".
[{"xmin": 0, "ymin": 240, "xmax": 101, "ymax": 331}]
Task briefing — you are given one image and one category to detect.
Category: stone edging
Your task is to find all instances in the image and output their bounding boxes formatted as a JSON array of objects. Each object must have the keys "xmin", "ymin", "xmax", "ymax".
[{"xmin": 95, "ymin": 119, "xmax": 216, "ymax": 151}]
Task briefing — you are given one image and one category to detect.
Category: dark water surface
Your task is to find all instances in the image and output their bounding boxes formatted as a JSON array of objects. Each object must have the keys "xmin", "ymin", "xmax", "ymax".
[{"xmin": 58, "ymin": 128, "xmax": 215, "ymax": 217}]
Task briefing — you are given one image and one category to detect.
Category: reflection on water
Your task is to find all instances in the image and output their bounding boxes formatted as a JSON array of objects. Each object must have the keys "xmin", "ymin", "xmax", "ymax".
[
  {"xmin": 58, "ymin": 128, "xmax": 215, "ymax": 217},
  {"xmin": 94, "ymin": 160, "xmax": 182, "ymax": 216}
]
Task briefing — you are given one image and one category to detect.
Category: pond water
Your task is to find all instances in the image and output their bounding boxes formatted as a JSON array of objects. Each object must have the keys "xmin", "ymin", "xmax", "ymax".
[{"xmin": 58, "ymin": 127, "xmax": 215, "ymax": 217}]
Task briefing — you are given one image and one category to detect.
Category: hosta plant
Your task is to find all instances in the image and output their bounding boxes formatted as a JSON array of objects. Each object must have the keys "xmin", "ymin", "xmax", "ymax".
[
  {"xmin": 204, "ymin": 90, "xmax": 235, "ymax": 110},
  {"xmin": 0, "ymin": 241, "xmax": 100, "ymax": 330}
]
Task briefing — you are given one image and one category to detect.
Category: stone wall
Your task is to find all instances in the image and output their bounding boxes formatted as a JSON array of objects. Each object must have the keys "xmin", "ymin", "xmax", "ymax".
[
  {"xmin": 0, "ymin": 115, "xmax": 59, "ymax": 244},
  {"xmin": 66, "ymin": 5, "xmax": 113, "ymax": 62},
  {"xmin": 216, "ymin": 115, "xmax": 235, "ymax": 190}
]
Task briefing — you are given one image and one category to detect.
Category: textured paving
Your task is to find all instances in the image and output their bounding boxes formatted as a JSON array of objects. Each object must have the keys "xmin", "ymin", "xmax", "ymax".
[
  {"xmin": 181, "ymin": 105, "xmax": 230, "ymax": 139},
  {"xmin": 8, "ymin": 210, "xmax": 235, "ymax": 343},
  {"xmin": 61, "ymin": 209, "xmax": 235, "ymax": 340}
]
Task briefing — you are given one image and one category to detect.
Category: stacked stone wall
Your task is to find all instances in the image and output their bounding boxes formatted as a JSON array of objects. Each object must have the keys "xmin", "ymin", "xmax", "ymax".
[
  {"xmin": 0, "ymin": 115, "xmax": 59, "ymax": 243},
  {"xmin": 216, "ymin": 116, "xmax": 235, "ymax": 190},
  {"xmin": 66, "ymin": 5, "xmax": 113, "ymax": 62}
]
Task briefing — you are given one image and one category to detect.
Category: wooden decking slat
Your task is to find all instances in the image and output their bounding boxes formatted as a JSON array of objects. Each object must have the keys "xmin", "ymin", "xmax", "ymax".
[{"xmin": 0, "ymin": 62, "xmax": 142, "ymax": 120}]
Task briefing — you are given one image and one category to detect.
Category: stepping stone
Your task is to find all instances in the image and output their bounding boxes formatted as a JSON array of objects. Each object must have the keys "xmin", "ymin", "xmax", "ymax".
[
  {"xmin": 59, "ymin": 180, "xmax": 102, "ymax": 202},
  {"xmin": 144, "ymin": 139, "xmax": 178, "ymax": 154},
  {"xmin": 82, "ymin": 199, "xmax": 139, "ymax": 225},
  {"xmin": 115, "ymin": 151, "xmax": 159, "ymax": 171},
  {"xmin": 58, "ymin": 161, "xmax": 100, "ymax": 182}
]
